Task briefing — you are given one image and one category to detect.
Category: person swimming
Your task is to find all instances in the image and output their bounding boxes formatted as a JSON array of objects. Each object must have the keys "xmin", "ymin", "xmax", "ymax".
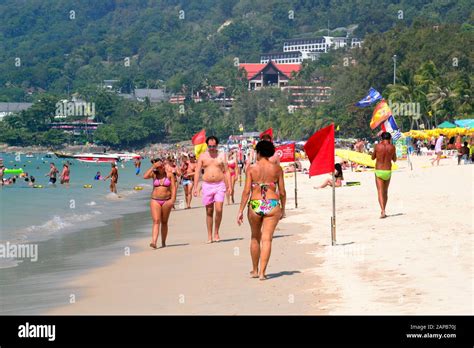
[{"xmin": 94, "ymin": 171, "xmax": 103, "ymax": 180}]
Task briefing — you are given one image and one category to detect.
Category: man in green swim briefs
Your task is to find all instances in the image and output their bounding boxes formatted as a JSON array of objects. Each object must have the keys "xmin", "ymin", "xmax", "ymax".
[{"xmin": 371, "ymin": 132, "xmax": 397, "ymax": 219}]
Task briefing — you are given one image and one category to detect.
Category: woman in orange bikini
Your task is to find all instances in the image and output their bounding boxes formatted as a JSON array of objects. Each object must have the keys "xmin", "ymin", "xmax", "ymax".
[{"xmin": 144, "ymin": 158, "xmax": 177, "ymax": 249}]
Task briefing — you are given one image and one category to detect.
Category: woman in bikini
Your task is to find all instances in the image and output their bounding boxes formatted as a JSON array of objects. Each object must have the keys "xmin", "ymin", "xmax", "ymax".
[
  {"xmin": 144, "ymin": 158, "xmax": 177, "ymax": 249},
  {"xmin": 226, "ymin": 151, "xmax": 239, "ymax": 205},
  {"xmin": 237, "ymin": 141, "xmax": 286, "ymax": 280},
  {"xmin": 316, "ymin": 163, "xmax": 344, "ymax": 188},
  {"xmin": 60, "ymin": 163, "xmax": 70, "ymax": 186}
]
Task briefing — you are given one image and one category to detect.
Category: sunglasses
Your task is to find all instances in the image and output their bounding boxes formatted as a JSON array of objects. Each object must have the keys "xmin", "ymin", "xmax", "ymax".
[{"xmin": 208, "ymin": 145, "xmax": 217, "ymax": 149}]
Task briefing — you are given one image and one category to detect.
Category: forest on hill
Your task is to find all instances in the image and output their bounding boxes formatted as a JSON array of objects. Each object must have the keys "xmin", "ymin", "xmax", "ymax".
[{"xmin": 0, "ymin": 0, "xmax": 472, "ymax": 147}]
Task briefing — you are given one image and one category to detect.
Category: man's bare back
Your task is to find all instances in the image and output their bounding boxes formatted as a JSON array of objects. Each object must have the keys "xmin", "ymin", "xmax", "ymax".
[
  {"xmin": 200, "ymin": 151, "xmax": 226, "ymax": 183},
  {"xmin": 372, "ymin": 142, "xmax": 396, "ymax": 170}
]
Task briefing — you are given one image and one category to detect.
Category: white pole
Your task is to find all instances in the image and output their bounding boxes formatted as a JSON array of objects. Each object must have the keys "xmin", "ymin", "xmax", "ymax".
[{"xmin": 331, "ymin": 172, "xmax": 336, "ymax": 246}]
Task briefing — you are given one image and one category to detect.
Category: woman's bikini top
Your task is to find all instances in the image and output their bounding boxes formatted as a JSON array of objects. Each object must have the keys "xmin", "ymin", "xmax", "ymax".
[
  {"xmin": 228, "ymin": 162, "xmax": 236, "ymax": 170},
  {"xmin": 251, "ymin": 181, "xmax": 277, "ymax": 200},
  {"xmin": 153, "ymin": 176, "xmax": 171, "ymax": 188}
]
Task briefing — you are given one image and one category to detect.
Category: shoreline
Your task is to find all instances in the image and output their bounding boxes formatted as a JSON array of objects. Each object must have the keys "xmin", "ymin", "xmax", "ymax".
[
  {"xmin": 3, "ymin": 155, "xmax": 472, "ymax": 315},
  {"xmin": 0, "ymin": 207, "xmax": 154, "ymax": 314},
  {"xmin": 47, "ymin": 184, "xmax": 325, "ymax": 315}
]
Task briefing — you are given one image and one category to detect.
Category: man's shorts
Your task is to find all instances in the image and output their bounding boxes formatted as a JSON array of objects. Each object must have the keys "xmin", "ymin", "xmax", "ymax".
[
  {"xmin": 201, "ymin": 181, "xmax": 226, "ymax": 206},
  {"xmin": 181, "ymin": 178, "xmax": 192, "ymax": 186}
]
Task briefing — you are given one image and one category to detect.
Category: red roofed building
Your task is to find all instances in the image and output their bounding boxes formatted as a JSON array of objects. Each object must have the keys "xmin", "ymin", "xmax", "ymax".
[{"xmin": 239, "ymin": 61, "xmax": 301, "ymax": 90}]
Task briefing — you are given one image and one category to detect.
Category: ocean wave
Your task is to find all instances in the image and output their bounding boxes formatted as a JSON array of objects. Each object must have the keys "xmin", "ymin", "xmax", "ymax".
[{"xmin": 25, "ymin": 211, "xmax": 102, "ymax": 234}]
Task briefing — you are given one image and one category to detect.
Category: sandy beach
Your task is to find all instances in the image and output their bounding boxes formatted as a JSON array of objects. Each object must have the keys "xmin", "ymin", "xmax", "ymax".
[{"xmin": 48, "ymin": 155, "xmax": 473, "ymax": 315}]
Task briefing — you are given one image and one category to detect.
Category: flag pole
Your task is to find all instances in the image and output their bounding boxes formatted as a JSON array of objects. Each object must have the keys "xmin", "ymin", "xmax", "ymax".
[
  {"xmin": 294, "ymin": 144, "xmax": 298, "ymax": 208},
  {"xmin": 331, "ymin": 171, "xmax": 336, "ymax": 246}
]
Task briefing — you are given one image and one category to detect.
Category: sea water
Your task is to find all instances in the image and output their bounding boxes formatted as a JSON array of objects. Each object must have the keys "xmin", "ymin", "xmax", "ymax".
[
  {"xmin": 0, "ymin": 153, "xmax": 185, "ymax": 313},
  {"xmin": 0, "ymin": 153, "xmax": 153, "ymax": 253}
]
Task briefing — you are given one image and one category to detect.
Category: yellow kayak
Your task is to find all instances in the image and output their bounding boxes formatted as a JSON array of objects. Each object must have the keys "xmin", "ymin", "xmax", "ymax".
[{"xmin": 336, "ymin": 149, "xmax": 398, "ymax": 170}]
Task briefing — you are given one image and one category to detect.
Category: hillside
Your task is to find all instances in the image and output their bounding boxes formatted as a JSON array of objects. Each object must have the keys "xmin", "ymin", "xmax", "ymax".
[
  {"xmin": 0, "ymin": 0, "xmax": 472, "ymax": 147},
  {"xmin": 0, "ymin": 0, "xmax": 472, "ymax": 99}
]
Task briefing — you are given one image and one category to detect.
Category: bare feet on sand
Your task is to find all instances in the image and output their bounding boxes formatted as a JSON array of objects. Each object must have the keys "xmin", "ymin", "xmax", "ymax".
[
  {"xmin": 250, "ymin": 270, "xmax": 259, "ymax": 278},
  {"xmin": 149, "ymin": 243, "xmax": 157, "ymax": 249},
  {"xmin": 380, "ymin": 211, "xmax": 387, "ymax": 219},
  {"xmin": 259, "ymin": 274, "xmax": 267, "ymax": 281}
]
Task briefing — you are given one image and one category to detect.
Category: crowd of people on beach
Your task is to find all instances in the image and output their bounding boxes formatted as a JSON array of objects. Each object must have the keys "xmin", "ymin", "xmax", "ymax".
[
  {"xmin": 1, "ymin": 129, "xmax": 473, "ymax": 280},
  {"xmin": 140, "ymin": 134, "xmax": 286, "ymax": 280}
]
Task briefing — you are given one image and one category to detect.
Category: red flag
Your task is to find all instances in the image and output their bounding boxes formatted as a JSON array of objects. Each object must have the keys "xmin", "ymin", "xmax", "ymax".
[
  {"xmin": 192, "ymin": 129, "xmax": 206, "ymax": 145},
  {"xmin": 275, "ymin": 143, "xmax": 295, "ymax": 163},
  {"xmin": 304, "ymin": 124, "xmax": 335, "ymax": 177},
  {"xmin": 259, "ymin": 128, "xmax": 273, "ymax": 139}
]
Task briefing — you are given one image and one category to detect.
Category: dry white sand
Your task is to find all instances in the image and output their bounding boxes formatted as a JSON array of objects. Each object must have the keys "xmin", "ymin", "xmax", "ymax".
[{"xmin": 48, "ymin": 154, "xmax": 473, "ymax": 315}]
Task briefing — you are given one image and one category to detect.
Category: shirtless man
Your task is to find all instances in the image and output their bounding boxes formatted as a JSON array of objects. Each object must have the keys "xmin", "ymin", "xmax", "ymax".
[
  {"xmin": 246, "ymin": 134, "xmax": 280, "ymax": 171},
  {"xmin": 104, "ymin": 163, "xmax": 119, "ymax": 193},
  {"xmin": 371, "ymin": 132, "xmax": 397, "ymax": 219},
  {"xmin": 45, "ymin": 163, "xmax": 59, "ymax": 185},
  {"xmin": 193, "ymin": 136, "xmax": 231, "ymax": 243},
  {"xmin": 181, "ymin": 154, "xmax": 197, "ymax": 209}
]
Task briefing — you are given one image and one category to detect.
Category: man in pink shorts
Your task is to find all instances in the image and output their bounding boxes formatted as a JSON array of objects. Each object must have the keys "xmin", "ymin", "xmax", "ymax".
[{"xmin": 193, "ymin": 136, "xmax": 232, "ymax": 243}]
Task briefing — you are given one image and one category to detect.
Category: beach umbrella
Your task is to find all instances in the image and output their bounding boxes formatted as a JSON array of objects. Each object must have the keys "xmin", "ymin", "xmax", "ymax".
[
  {"xmin": 454, "ymin": 119, "xmax": 474, "ymax": 129},
  {"xmin": 437, "ymin": 121, "xmax": 457, "ymax": 129}
]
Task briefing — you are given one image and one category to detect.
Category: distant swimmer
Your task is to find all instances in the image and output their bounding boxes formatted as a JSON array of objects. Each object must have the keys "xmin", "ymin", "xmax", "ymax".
[
  {"xmin": 0, "ymin": 158, "xmax": 4, "ymax": 186},
  {"xmin": 371, "ymin": 132, "xmax": 397, "ymax": 219},
  {"xmin": 144, "ymin": 158, "xmax": 177, "ymax": 249},
  {"xmin": 45, "ymin": 163, "xmax": 59, "ymax": 185},
  {"xmin": 60, "ymin": 163, "xmax": 70, "ymax": 186},
  {"xmin": 94, "ymin": 171, "xmax": 103, "ymax": 180},
  {"xmin": 237, "ymin": 140, "xmax": 286, "ymax": 280},
  {"xmin": 134, "ymin": 157, "xmax": 141, "ymax": 175},
  {"xmin": 193, "ymin": 136, "xmax": 231, "ymax": 243},
  {"xmin": 104, "ymin": 163, "xmax": 119, "ymax": 194}
]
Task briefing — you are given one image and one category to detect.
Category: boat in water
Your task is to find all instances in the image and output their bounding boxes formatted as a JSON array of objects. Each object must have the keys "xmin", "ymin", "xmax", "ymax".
[
  {"xmin": 53, "ymin": 152, "xmax": 120, "ymax": 163},
  {"xmin": 110, "ymin": 152, "xmax": 141, "ymax": 161}
]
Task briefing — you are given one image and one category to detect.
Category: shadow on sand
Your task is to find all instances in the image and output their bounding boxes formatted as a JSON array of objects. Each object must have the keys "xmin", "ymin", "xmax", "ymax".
[
  {"xmin": 265, "ymin": 270, "xmax": 301, "ymax": 279},
  {"xmin": 159, "ymin": 243, "xmax": 189, "ymax": 249},
  {"xmin": 387, "ymin": 213, "xmax": 405, "ymax": 217},
  {"xmin": 273, "ymin": 234, "xmax": 291, "ymax": 239},
  {"xmin": 214, "ymin": 237, "xmax": 244, "ymax": 243}
]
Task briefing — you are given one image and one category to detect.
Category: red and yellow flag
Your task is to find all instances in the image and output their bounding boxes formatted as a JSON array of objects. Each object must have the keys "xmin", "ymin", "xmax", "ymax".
[{"xmin": 192, "ymin": 129, "xmax": 207, "ymax": 159}]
